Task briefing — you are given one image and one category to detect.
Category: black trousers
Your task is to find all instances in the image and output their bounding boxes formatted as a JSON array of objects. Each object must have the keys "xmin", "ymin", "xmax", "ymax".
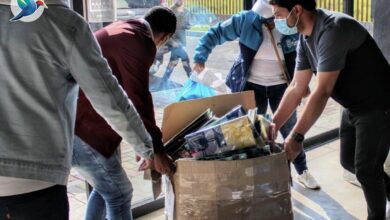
[
  {"xmin": 0, "ymin": 185, "xmax": 69, "ymax": 220},
  {"xmin": 340, "ymin": 108, "xmax": 390, "ymax": 220}
]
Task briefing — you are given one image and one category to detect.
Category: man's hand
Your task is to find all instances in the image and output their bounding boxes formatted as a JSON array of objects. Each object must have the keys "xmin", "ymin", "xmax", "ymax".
[
  {"xmin": 135, "ymin": 154, "xmax": 141, "ymax": 162},
  {"xmin": 153, "ymin": 153, "xmax": 176, "ymax": 176},
  {"xmin": 284, "ymin": 136, "xmax": 303, "ymax": 160},
  {"xmin": 193, "ymin": 63, "xmax": 205, "ymax": 74}
]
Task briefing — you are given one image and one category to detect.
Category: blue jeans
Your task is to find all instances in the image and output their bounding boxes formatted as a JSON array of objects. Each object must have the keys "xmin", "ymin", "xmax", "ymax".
[
  {"xmin": 0, "ymin": 185, "xmax": 69, "ymax": 220},
  {"xmin": 161, "ymin": 45, "xmax": 192, "ymax": 81},
  {"xmin": 72, "ymin": 136, "xmax": 133, "ymax": 220},
  {"xmin": 244, "ymin": 82, "xmax": 308, "ymax": 174}
]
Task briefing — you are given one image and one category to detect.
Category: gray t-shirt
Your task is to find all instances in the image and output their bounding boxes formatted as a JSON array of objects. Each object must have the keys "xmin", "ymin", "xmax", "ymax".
[
  {"xmin": 296, "ymin": 9, "xmax": 390, "ymax": 112},
  {"xmin": 296, "ymin": 9, "xmax": 368, "ymax": 72}
]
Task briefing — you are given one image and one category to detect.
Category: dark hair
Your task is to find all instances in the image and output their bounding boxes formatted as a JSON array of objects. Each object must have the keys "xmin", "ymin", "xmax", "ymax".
[
  {"xmin": 144, "ymin": 6, "xmax": 177, "ymax": 35},
  {"xmin": 268, "ymin": 0, "xmax": 316, "ymax": 11}
]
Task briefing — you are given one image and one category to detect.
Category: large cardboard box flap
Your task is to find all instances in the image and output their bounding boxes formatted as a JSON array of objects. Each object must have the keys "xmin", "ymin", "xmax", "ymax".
[{"xmin": 161, "ymin": 91, "xmax": 256, "ymax": 143}]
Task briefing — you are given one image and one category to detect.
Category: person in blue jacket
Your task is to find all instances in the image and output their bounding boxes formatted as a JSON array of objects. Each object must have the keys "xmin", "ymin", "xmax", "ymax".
[{"xmin": 193, "ymin": 0, "xmax": 319, "ymax": 189}]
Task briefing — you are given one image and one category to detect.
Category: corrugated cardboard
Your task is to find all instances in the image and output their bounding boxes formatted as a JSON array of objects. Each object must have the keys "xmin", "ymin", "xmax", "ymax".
[{"xmin": 173, "ymin": 152, "xmax": 292, "ymax": 220}]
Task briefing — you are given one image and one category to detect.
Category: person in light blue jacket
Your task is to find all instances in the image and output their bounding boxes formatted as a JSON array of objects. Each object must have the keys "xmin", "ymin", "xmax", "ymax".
[{"xmin": 193, "ymin": 0, "xmax": 319, "ymax": 189}]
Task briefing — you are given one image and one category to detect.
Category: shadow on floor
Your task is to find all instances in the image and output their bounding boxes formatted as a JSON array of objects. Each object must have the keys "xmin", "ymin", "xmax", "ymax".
[{"xmin": 292, "ymin": 181, "xmax": 359, "ymax": 220}]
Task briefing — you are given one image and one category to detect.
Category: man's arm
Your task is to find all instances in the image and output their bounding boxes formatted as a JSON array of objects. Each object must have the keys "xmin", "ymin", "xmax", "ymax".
[
  {"xmin": 68, "ymin": 18, "xmax": 153, "ymax": 160},
  {"xmin": 273, "ymin": 69, "xmax": 313, "ymax": 131},
  {"xmin": 283, "ymin": 70, "xmax": 340, "ymax": 160},
  {"xmin": 290, "ymin": 70, "xmax": 340, "ymax": 135},
  {"xmin": 118, "ymin": 40, "xmax": 175, "ymax": 175}
]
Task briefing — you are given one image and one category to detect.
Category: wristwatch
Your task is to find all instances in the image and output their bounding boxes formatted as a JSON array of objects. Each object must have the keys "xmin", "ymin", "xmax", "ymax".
[{"xmin": 291, "ymin": 132, "xmax": 305, "ymax": 143}]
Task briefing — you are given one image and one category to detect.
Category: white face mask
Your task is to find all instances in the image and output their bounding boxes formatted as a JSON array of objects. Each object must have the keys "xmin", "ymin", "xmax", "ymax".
[{"xmin": 274, "ymin": 8, "xmax": 300, "ymax": 35}]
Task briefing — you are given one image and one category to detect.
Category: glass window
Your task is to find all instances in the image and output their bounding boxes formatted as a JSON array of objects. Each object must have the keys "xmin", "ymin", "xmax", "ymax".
[
  {"xmin": 113, "ymin": 0, "xmax": 244, "ymax": 207},
  {"xmin": 71, "ymin": 0, "xmax": 352, "ymax": 215}
]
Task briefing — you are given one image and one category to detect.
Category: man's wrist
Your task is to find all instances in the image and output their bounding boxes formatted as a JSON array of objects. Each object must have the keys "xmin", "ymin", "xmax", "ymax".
[{"xmin": 291, "ymin": 131, "xmax": 305, "ymax": 143}]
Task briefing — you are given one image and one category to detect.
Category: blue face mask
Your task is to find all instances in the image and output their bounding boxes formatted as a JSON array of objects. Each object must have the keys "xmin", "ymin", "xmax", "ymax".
[{"xmin": 274, "ymin": 9, "xmax": 299, "ymax": 35}]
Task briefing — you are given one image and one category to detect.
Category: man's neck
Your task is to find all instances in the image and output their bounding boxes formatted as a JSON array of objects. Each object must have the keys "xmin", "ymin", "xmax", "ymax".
[{"xmin": 300, "ymin": 11, "xmax": 317, "ymax": 37}]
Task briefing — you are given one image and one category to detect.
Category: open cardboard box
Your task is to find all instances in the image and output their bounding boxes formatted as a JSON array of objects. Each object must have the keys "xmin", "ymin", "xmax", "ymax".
[{"xmin": 157, "ymin": 91, "xmax": 292, "ymax": 220}]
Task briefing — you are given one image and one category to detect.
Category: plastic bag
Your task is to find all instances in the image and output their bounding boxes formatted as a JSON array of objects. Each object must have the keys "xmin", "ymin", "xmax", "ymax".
[
  {"xmin": 163, "ymin": 175, "xmax": 175, "ymax": 220},
  {"xmin": 190, "ymin": 68, "xmax": 231, "ymax": 94},
  {"xmin": 176, "ymin": 79, "xmax": 216, "ymax": 101}
]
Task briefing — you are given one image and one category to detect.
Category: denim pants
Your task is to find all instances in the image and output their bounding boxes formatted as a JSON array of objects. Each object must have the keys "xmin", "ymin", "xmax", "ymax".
[
  {"xmin": 0, "ymin": 185, "xmax": 69, "ymax": 220},
  {"xmin": 340, "ymin": 108, "xmax": 390, "ymax": 220},
  {"xmin": 72, "ymin": 136, "xmax": 133, "ymax": 220},
  {"xmin": 161, "ymin": 45, "xmax": 192, "ymax": 81},
  {"xmin": 244, "ymin": 82, "xmax": 308, "ymax": 174}
]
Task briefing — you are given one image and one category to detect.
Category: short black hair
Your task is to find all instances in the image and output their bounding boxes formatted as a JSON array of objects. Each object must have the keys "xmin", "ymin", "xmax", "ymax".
[
  {"xmin": 144, "ymin": 6, "xmax": 177, "ymax": 35},
  {"xmin": 269, "ymin": 0, "xmax": 316, "ymax": 11}
]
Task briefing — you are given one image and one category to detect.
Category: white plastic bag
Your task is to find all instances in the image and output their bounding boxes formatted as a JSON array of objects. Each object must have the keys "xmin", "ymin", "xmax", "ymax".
[
  {"xmin": 163, "ymin": 175, "xmax": 175, "ymax": 220},
  {"xmin": 190, "ymin": 68, "xmax": 231, "ymax": 94}
]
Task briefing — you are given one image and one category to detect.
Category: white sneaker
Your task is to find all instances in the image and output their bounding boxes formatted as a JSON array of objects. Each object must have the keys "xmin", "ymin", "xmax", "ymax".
[
  {"xmin": 149, "ymin": 61, "xmax": 161, "ymax": 75},
  {"xmin": 149, "ymin": 64, "xmax": 158, "ymax": 75},
  {"xmin": 297, "ymin": 170, "xmax": 321, "ymax": 190},
  {"xmin": 386, "ymin": 201, "xmax": 390, "ymax": 219}
]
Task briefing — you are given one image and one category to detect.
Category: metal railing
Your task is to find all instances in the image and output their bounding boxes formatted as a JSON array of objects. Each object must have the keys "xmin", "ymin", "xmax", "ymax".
[
  {"xmin": 165, "ymin": 0, "xmax": 373, "ymax": 22},
  {"xmin": 317, "ymin": 0, "xmax": 373, "ymax": 22},
  {"xmin": 353, "ymin": 0, "xmax": 373, "ymax": 22},
  {"xmin": 166, "ymin": 0, "xmax": 243, "ymax": 15}
]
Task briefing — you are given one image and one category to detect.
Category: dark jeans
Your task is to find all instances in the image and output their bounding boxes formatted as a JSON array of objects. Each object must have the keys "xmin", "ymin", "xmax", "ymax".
[
  {"xmin": 244, "ymin": 82, "xmax": 308, "ymax": 174},
  {"xmin": 161, "ymin": 45, "xmax": 192, "ymax": 81},
  {"xmin": 340, "ymin": 108, "xmax": 390, "ymax": 220},
  {"xmin": 0, "ymin": 185, "xmax": 69, "ymax": 220}
]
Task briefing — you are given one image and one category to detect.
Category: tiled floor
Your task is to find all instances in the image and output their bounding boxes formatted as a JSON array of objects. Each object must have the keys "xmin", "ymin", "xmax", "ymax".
[{"xmin": 137, "ymin": 140, "xmax": 368, "ymax": 220}]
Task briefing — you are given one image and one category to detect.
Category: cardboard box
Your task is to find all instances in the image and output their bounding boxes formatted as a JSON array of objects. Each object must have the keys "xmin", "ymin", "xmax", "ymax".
[
  {"xmin": 173, "ymin": 152, "xmax": 292, "ymax": 220},
  {"xmin": 161, "ymin": 91, "xmax": 292, "ymax": 220}
]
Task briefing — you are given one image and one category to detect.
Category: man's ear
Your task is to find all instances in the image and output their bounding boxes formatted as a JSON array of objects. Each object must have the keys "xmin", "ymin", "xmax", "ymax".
[
  {"xmin": 163, "ymin": 34, "xmax": 171, "ymax": 42},
  {"xmin": 294, "ymin": 5, "xmax": 304, "ymax": 17}
]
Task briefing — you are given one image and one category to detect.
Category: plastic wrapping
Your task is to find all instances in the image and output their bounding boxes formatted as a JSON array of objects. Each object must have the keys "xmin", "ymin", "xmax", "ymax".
[
  {"xmin": 190, "ymin": 69, "xmax": 231, "ymax": 94},
  {"xmin": 257, "ymin": 114, "xmax": 273, "ymax": 141},
  {"xmin": 201, "ymin": 105, "xmax": 246, "ymax": 129},
  {"xmin": 176, "ymin": 79, "xmax": 216, "ymax": 102},
  {"xmin": 171, "ymin": 152, "xmax": 293, "ymax": 220},
  {"xmin": 184, "ymin": 116, "xmax": 259, "ymax": 158}
]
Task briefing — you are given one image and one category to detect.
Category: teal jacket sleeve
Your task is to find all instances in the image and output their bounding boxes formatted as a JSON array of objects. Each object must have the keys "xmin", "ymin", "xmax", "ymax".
[{"xmin": 193, "ymin": 12, "xmax": 248, "ymax": 64}]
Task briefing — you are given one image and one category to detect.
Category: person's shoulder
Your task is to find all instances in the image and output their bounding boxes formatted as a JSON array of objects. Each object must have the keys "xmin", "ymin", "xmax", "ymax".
[
  {"xmin": 320, "ymin": 9, "xmax": 362, "ymax": 31},
  {"xmin": 241, "ymin": 10, "xmax": 257, "ymax": 17},
  {"xmin": 46, "ymin": 7, "xmax": 89, "ymax": 31},
  {"xmin": 229, "ymin": 10, "xmax": 258, "ymax": 23},
  {"xmin": 124, "ymin": 19, "xmax": 150, "ymax": 36}
]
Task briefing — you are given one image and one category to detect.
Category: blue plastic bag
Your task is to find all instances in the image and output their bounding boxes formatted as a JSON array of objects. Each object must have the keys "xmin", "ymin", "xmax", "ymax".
[{"xmin": 176, "ymin": 79, "xmax": 216, "ymax": 101}]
